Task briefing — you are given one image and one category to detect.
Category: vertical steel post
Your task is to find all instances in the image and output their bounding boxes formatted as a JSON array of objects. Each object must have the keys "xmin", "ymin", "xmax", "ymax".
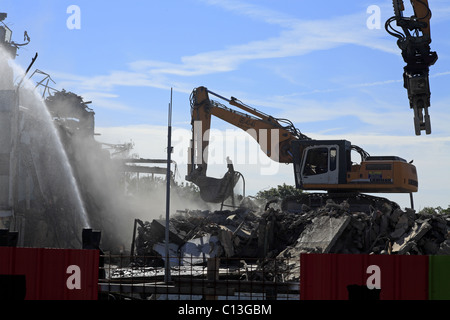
[{"xmin": 164, "ymin": 88, "xmax": 173, "ymax": 283}]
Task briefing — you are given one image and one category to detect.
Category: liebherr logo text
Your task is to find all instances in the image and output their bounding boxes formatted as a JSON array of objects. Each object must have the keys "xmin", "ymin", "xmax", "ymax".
[{"xmin": 177, "ymin": 304, "xmax": 271, "ymax": 317}]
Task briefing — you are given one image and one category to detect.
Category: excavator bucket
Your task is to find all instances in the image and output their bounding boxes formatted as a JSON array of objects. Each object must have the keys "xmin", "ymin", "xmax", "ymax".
[
  {"xmin": 195, "ymin": 171, "xmax": 240, "ymax": 203},
  {"xmin": 186, "ymin": 161, "xmax": 241, "ymax": 203}
]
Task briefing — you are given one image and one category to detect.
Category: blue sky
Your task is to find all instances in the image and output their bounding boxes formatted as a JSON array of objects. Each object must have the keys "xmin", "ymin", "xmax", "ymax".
[{"xmin": 3, "ymin": 0, "xmax": 450, "ymax": 210}]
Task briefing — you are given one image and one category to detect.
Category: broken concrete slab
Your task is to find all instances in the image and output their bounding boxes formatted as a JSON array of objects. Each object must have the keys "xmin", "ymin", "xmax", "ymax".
[
  {"xmin": 151, "ymin": 219, "xmax": 185, "ymax": 246},
  {"xmin": 295, "ymin": 215, "xmax": 351, "ymax": 253},
  {"xmin": 390, "ymin": 214, "xmax": 410, "ymax": 239},
  {"xmin": 272, "ymin": 212, "xmax": 352, "ymax": 281},
  {"xmin": 392, "ymin": 221, "xmax": 432, "ymax": 254},
  {"xmin": 217, "ymin": 226, "xmax": 235, "ymax": 257}
]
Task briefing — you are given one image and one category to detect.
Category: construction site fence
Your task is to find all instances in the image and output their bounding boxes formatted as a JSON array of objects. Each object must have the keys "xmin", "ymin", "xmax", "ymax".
[{"xmin": 98, "ymin": 254, "xmax": 300, "ymax": 300}]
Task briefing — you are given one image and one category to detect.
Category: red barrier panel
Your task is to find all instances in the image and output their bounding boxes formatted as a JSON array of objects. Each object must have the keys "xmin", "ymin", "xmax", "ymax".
[
  {"xmin": 300, "ymin": 253, "xmax": 428, "ymax": 300},
  {"xmin": 0, "ymin": 247, "xmax": 99, "ymax": 300}
]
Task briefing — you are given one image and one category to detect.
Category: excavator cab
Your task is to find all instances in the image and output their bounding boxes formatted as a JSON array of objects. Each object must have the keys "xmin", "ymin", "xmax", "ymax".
[
  {"xmin": 292, "ymin": 140, "xmax": 349, "ymax": 190},
  {"xmin": 299, "ymin": 145, "xmax": 340, "ymax": 185},
  {"xmin": 292, "ymin": 139, "xmax": 418, "ymax": 194}
]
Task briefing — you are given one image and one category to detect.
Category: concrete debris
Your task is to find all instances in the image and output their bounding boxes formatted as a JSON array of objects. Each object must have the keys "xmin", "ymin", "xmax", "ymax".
[
  {"xmin": 132, "ymin": 197, "xmax": 450, "ymax": 281},
  {"xmin": 132, "ymin": 207, "xmax": 260, "ymax": 267},
  {"xmin": 391, "ymin": 221, "xmax": 432, "ymax": 254},
  {"xmin": 294, "ymin": 215, "xmax": 351, "ymax": 253}
]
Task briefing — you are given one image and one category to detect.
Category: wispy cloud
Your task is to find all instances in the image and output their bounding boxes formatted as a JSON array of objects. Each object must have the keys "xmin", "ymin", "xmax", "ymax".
[
  {"xmin": 129, "ymin": 5, "xmax": 397, "ymax": 78},
  {"xmin": 79, "ymin": 92, "xmax": 133, "ymax": 111},
  {"xmin": 75, "ymin": 1, "xmax": 400, "ymax": 87},
  {"xmin": 199, "ymin": 0, "xmax": 298, "ymax": 28}
]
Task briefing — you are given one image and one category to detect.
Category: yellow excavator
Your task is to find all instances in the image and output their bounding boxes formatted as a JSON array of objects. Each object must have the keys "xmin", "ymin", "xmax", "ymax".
[
  {"xmin": 186, "ymin": 86, "xmax": 418, "ymax": 212},
  {"xmin": 185, "ymin": 1, "xmax": 437, "ymax": 210},
  {"xmin": 386, "ymin": 0, "xmax": 438, "ymax": 135}
]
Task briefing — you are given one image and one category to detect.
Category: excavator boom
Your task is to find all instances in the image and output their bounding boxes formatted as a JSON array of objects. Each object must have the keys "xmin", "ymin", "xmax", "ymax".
[{"xmin": 186, "ymin": 86, "xmax": 308, "ymax": 203}]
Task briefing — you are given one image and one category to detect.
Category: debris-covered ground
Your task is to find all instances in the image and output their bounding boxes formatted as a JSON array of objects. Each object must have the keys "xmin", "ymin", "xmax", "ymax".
[{"xmin": 130, "ymin": 197, "xmax": 450, "ymax": 282}]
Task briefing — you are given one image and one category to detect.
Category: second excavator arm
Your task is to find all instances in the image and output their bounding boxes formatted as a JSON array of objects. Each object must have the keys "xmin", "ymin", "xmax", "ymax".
[{"xmin": 385, "ymin": 0, "xmax": 438, "ymax": 135}]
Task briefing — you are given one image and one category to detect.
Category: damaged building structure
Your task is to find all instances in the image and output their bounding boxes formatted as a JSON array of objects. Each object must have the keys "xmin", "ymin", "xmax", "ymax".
[
  {"xmin": 6, "ymin": 86, "xmax": 190, "ymax": 250},
  {"xmin": 0, "ymin": 26, "xmax": 185, "ymax": 250}
]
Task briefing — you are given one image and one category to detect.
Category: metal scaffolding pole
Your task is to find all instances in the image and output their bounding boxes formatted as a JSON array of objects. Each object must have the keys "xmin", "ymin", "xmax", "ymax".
[{"xmin": 164, "ymin": 88, "xmax": 173, "ymax": 283}]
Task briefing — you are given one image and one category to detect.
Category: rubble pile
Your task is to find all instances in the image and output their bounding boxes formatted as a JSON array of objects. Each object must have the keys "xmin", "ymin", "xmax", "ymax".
[
  {"xmin": 318, "ymin": 202, "xmax": 450, "ymax": 256},
  {"xmin": 132, "ymin": 198, "xmax": 450, "ymax": 281},
  {"xmin": 133, "ymin": 208, "xmax": 261, "ymax": 266}
]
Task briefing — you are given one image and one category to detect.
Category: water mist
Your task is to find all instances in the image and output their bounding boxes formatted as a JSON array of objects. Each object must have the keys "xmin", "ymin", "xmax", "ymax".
[{"xmin": 3, "ymin": 49, "xmax": 91, "ymax": 247}]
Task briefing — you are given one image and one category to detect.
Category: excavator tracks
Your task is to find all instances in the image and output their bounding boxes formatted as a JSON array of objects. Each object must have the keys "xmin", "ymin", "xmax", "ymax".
[{"xmin": 280, "ymin": 192, "xmax": 400, "ymax": 214}]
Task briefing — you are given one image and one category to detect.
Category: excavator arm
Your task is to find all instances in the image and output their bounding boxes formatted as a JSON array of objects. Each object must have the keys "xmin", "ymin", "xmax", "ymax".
[
  {"xmin": 186, "ymin": 86, "xmax": 310, "ymax": 203},
  {"xmin": 386, "ymin": 0, "xmax": 438, "ymax": 135}
]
